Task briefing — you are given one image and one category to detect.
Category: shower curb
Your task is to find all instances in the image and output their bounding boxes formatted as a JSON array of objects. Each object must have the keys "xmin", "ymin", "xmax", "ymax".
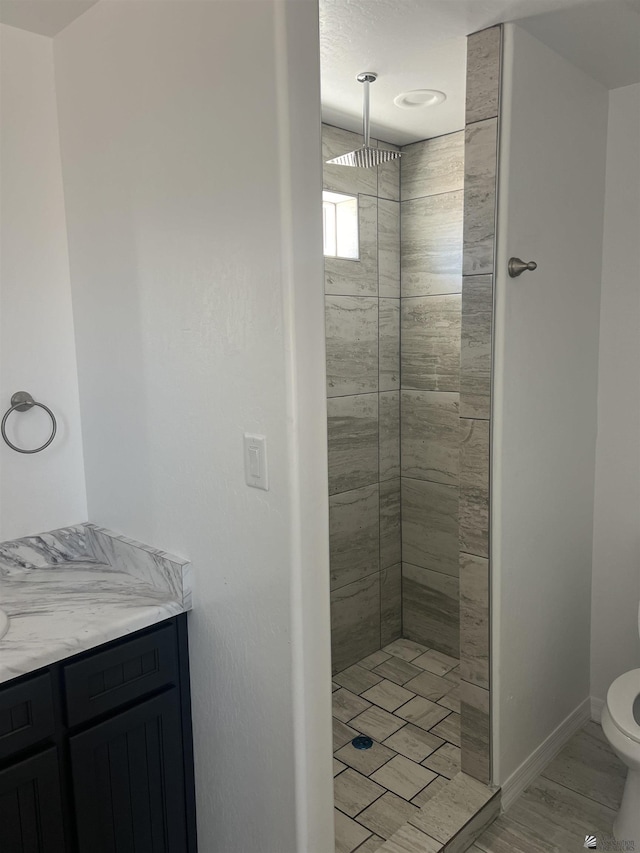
[{"xmin": 377, "ymin": 772, "xmax": 500, "ymax": 853}]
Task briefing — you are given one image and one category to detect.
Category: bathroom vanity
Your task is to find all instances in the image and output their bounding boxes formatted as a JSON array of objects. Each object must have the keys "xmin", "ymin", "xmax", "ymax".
[{"xmin": 0, "ymin": 525, "xmax": 197, "ymax": 853}]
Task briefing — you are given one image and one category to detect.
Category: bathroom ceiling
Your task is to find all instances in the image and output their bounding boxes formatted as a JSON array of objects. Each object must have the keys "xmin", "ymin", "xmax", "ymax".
[
  {"xmin": 0, "ymin": 0, "xmax": 98, "ymax": 36},
  {"xmin": 320, "ymin": 0, "xmax": 640, "ymax": 145}
]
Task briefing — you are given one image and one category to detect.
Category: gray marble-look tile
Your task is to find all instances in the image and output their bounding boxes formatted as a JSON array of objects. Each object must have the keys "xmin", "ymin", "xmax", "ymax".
[
  {"xmin": 401, "ymin": 479, "xmax": 459, "ymax": 576},
  {"xmin": 334, "ymin": 718, "xmax": 359, "ymax": 751},
  {"xmin": 356, "ymin": 835, "xmax": 386, "ymax": 853},
  {"xmin": 404, "ymin": 670, "xmax": 456, "ymax": 703},
  {"xmin": 379, "ymin": 391, "xmax": 400, "ymax": 481},
  {"xmin": 378, "ymin": 199, "xmax": 400, "ymax": 297},
  {"xmin": 373, "ymin": 656, "xmax": 424, "ymax": 687},
  {"xmin": 378, "ymin": 825, "xmax": 441, "ymax": 853},
  {"xmin": 333, "ymin": 687, "xmax": 372, "ymax": 723},
  {"xmin": 401, "ymin": 295, "xmax": 461, "ymax": 392},
  {"xmin": 359, "ymin": 650, "xmax": 392, "ymax": 671},
  {"xmin": 395, "ymin": 695, "xmax": 450, "ymax": 732},
  {"xmin": 411, "ymin": 774, "xmax": 450, "ymax": 808},
  {"xmin": 377, "ymin": 140, "xmax": 401, "ymax": 202},
  {"xmin": 401, "ymin": 192, "xmax": 463, "ymax": 297},
  {"xmin": 358, "ymin": 791, "xmax": 420, "ymax": 840},
  {"xmin": 331, "ymin": 573, "xmax": 381, "ymax": 674},
  {"xmin": 323, "ymin": 124, "xmax": 378, "ymax": 196},
  {"xmin": 401, "ymin": 132, "xmax": 465, "ymax": 200},
  {"xmin": 409, "ymin": 771, "xmax": 499, "ymax": 844},
  {"xmin": 335, "ymin": 738, "xmax": 397, "ymax": 777},
  {"xmin": 383, "ymin": 638, "xmax": 429, "ymax": 662},
  {"xmin": 334, "ymin": 664, "xmax": 384, "ymax": 695},
  {"xmin": 326, "ymin": 195, "xmax": 378, "ymax": 296},
  {"xmin": 443, "ymin": 666, "xmax": 461, "ymax": 686},
  {"xmin": 472, "ymin": 811, "xmax": 563, "ymax": 853},
  {"xmin": 460, "ymin": 274, "xmax": 493, "ymax": 420},
  {"xmin": 362, "ymin": 679, "xmax": 415, "ymax": 714},
  {"xmin": 327, "ymin": 394, "xmax": 379, "ymax": 495},
  {"xmin": 372, "ymin": 755, "xmax": 438, "ymax": 801},
  {"xmin": 460, "ymin": 682, "xmax": 491, "ymax": 784},
  {"xmin": 379, "ymin": 300, "xmax": 400, "ymax": 392},
  {"xmin": 459, "ymin": 419, "xmax": 489, "ymax": 558},
  {"xmin": 326, "ymin": 295, "xmax": 378, "ymax": 397},
  {"xmin": 381, "ymin": 564, "xmax": 402, "ymax": 647},
  {"xmin": 334, "ymin": 768, "xmax": 386, "ymax": 818},
  {"xmin": 463, "ymin": 119, "xmax": 498, "ymax": 276},
  {"xmin": 335, "ymin": 808, "xmax": 373, "ymax": 853},
  {"xmin": 444, "ymin": 797, "xmax": 501, "ymax": 853},
  {"xmin": 402, "ymin": 563, "xmax": 460, "ymax": 658},
  {"xmin": 413, "ymin": 650, "xmax": 459, "ymax": 676},
  {"xmin": 334, "ymin": 757, "xmax": 347, "ymax": 776},
  {"xmin": 431, "ymin": 713, "xmax": 461, "ymax": 748},
  {"xmin": 350, "ymin": 706, "xmax": 405, "ymax": 742},
  {"xmin": 438, "ymin": 684, "xmax": 461, "ymax": 714},
  {"xmin": 380, "ymin": 480, "xmax": 401, "ymax": 570},
  {"xmin": 507, "ymin": 776, "xmax": 616, "ymax": 852},
  {"xmin": 460, "ymin": 553, "xmax": 489, "ymax": 689},
  {"xmin": 401, "ymin": 391, "xmax": 459, "ymax": 485},
  {"xmin": 540, "ymin": 721, "xmax": 626, "ymax": 811},
  {"xmin": 330, "ymin": 484, "xmax": 380, "ymax": 590},
  {"xmin": 422, "ymin": 743, "xmax": 461, "ymax": 780},
  {"xmin": 383, "ymin": 724, "xmax": 444, "ymax": 764},
  {"xmin": 466, "ymin": 27, "xmax": 502, "ymax": 125}
]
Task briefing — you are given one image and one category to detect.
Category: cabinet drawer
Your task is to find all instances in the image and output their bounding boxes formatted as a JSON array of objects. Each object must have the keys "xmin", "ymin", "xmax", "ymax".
[
  {"xmin": 63, "ymin": 622, "xmax": 179, "ymax": 727},
  {"xmin": 0, "ymin": 673, "xmax": 55, "ymax": 762}
]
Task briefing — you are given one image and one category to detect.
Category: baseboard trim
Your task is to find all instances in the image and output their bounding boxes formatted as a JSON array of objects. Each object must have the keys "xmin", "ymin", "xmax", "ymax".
[
  {"xmin": 591, "ymin": 696, "xmax": 605, "ymax": 723},
  {"xmin": 500, "ymin": 697, "xmax": 591, "ymax": 811}
]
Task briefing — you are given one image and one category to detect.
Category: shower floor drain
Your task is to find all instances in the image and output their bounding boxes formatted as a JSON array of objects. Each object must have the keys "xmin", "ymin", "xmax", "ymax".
[{"xmin": 351, "ymin": 735, "xmax": 373, "ymax": 750}]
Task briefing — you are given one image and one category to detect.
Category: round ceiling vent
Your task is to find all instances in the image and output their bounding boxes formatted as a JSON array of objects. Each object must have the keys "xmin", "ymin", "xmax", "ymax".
[{"xmin": 393, "ymin": 89, "xmax": 446, "ymax": 109}]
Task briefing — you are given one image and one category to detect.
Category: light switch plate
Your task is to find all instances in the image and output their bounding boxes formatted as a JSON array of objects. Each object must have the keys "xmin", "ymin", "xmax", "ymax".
[{"xmin": 243, "ymin": 434, "xmax": 268, "ymax": 491}]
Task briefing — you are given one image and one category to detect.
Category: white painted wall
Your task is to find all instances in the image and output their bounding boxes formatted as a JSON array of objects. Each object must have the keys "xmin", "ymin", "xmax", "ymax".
[
  {"xmin": 53, "ymin": 2, "xmax": 333, "ymax": 850},
  {"xmin": 493, "ymin": 24, "xmax": 608, "ymax": 787},
  {"xmin": 0, "ymin": 24, "xmax": 86, "ymax": 541},
  {"xmin": 590, "ymin": 83, "xmax": 640, "ymax": 713}
]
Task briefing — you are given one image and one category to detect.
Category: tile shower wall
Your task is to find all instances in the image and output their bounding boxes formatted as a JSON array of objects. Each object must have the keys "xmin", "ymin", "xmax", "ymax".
[
  {"xmin": 399, "ymin": 132, "xmax": 465, "ymax": 659},
  {"xmin": 324, "ymin": 124, "xmax": 402, "ymax": 674},
  {"xmin": 459, "ymin": 25, "xmax": 502, "ymax": 786}
]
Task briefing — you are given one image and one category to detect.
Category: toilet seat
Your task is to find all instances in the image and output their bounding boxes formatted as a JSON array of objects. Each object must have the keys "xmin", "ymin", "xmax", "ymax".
[{"xmin": 607, "ymin": 669, "xmax": 640, "ymax": 745}]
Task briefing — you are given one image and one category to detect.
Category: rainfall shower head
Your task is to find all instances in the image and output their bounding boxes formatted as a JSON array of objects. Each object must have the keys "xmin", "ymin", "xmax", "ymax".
[{"xmin": 326, "ymin": 73, "xmax": 401, "ymax": 168}]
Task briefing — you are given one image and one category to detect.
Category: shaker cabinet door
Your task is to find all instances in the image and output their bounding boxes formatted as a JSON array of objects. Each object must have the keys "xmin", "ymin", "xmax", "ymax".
[
  {"xmin": 70, "ymin": 689, "xmax": 188, "ymax": 853},
  {"xmin": 0, "ymin": 748, "xmax": 67, "ymax": 853}
]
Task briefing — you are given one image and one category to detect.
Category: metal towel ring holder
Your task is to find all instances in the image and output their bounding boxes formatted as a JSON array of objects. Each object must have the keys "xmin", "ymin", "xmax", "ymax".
[{"xmin": 1, "ymin": 392, "xmax": 57, "ymax": 454}]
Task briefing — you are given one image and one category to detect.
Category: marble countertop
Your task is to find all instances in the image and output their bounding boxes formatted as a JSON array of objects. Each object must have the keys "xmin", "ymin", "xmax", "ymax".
[{"xmin": 0, "ymin": 523, "xmax": 192, "ymax": 685}]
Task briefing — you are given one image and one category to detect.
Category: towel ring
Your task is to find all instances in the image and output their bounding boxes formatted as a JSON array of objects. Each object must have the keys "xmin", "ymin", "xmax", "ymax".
[{"xmin": 1, "ymin": 392, "xmax": 57, "ymax": 454}]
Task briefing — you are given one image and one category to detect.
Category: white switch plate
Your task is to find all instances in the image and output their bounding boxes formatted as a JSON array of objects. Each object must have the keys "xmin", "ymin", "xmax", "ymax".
[{"xmin": 243, "ymin": 434, "xmax": 268, "ymax": 491}]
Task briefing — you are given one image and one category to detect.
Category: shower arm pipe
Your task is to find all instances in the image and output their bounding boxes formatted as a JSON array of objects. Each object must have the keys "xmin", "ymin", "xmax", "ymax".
[{"xmin": 357, "ymin": 72, "xmax": 377, "ymax": 148}]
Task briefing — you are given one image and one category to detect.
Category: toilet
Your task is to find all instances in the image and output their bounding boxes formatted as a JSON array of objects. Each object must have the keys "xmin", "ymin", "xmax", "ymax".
[{"xmin": 601, "ymin": 606, "xmax": 640, "ymax": 843}]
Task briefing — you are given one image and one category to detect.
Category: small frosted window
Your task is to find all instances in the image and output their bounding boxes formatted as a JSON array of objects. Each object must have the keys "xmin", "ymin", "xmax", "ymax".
[{"xmin": 323, "ymin": 192, "xmax": 359, "ymax": 259}]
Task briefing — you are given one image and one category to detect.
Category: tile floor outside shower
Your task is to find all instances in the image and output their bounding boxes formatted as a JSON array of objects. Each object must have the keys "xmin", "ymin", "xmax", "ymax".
[
  {"xmin": 333, "ymin": 638, "xmax": 464, "ymax": 853},
  {"xmin": 333, "ymin": 638, "xmax": 628, "ymax": 853},
  {"xmin": 471, "ymin": 720, "xmax": 627, "ymax": 853}
]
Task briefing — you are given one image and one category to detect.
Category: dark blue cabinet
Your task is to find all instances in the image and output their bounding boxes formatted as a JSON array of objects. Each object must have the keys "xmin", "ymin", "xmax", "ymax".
[
  {"xmin": 0, "ymin": 748, "xmax": 66, "ymax": 853},
  {"xmin": 0, "ymin": 616, "xmax": 196, "ymax": 853}
]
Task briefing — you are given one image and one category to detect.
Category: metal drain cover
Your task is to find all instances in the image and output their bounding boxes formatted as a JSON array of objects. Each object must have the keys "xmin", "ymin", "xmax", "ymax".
[{"xmin": 351, "ymin": 735, "xmax": 373, "ymax": 750}]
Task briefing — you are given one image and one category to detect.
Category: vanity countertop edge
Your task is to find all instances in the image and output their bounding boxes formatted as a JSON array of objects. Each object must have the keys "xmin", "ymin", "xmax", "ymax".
[{"xmin": 0, "ymin": 522, "xmax": 192, "ymax": 686}]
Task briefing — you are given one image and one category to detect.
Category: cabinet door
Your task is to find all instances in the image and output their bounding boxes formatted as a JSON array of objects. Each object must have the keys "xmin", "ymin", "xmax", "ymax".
[
  {"xmin": 70, "ymin": 688, "xmax": 188, "ymax": 853},
  {"xmin": 0, "ymin": 748, "xmax": 67, "ymax": 853}
]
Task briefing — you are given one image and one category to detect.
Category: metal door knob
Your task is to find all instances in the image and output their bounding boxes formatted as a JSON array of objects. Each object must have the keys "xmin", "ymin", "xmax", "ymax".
[{"xmin": 508, "ymin": 257, "xmax": 538, "ymax": 278}]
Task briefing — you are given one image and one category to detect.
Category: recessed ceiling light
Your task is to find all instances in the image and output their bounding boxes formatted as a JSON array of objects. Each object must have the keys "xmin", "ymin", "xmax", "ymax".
[{"xmin": 393, "ymin": 89, "xmax": 446, "ymax": 109}]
